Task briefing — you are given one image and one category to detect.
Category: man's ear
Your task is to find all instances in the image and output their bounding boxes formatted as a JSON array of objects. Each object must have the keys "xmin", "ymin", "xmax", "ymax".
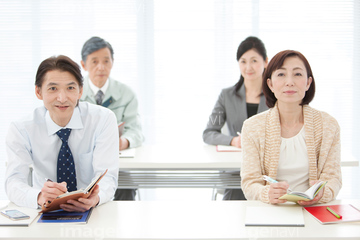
[
  {"xmin": 80, "ymin": 60, "xmax": 86, "ymax": 71},
  {"xmin": 35, "ymin": 86, "xmax": 43, "ymax": 100}
]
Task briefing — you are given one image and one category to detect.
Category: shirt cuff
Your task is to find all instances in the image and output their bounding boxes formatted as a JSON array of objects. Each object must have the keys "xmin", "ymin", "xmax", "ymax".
[{"xmin": 26, "ymin": 188, "xmax": 42, "ymax": 209}]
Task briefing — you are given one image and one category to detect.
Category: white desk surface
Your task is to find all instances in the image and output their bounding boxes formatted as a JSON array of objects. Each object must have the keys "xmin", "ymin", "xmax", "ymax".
[
  {"xmin": 119, "ymin": 144, "xmax": 358, "ymax": 169},
  {"xmin": 119, "ymin": 144, "xmax": 242, "ymax": 170},
  {"xmin": 0, "ymin": 199, "xmax": 359, "ymax": 239}
]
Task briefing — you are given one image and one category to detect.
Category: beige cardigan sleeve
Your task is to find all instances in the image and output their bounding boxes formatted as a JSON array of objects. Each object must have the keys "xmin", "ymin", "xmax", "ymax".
[
  {"xmin": 240, "ymin": 112, "xmax": 271, "ymax": 203},
  {"xmin": 316, "ymin": 111, "xmax": 342, "ymax": 203}
]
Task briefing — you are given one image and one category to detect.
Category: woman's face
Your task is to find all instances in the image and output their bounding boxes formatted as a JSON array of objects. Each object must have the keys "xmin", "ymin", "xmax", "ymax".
[
  {"xmin": 238, "ymin": 49, "xmax": 268, "ymax": 83},
  {"xmin": 267, "ymin": 56, "xmax": 312, "ymax": 106}
]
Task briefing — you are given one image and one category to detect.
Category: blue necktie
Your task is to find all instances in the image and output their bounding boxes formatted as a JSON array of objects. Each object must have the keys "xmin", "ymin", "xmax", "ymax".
[{"xmin": 56, "ymin": 128, "xmax": 77, "ymax": 192}]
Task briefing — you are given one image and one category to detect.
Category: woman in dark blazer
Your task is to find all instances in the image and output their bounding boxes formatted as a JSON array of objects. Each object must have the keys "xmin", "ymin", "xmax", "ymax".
[{"xmin": 203, "ymin": 36, "xmax": 269, "ymax": 200}]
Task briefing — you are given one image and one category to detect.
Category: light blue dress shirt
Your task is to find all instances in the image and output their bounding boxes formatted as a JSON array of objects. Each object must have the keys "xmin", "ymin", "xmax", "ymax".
[{"xmin": 5, "ymin": 102, "xmax": 119, "ymax": 209}]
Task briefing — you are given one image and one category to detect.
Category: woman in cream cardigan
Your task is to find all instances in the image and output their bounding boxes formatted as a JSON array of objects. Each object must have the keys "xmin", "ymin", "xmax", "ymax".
[{"xmin": 240, "ymin": 50, "xmax": 341, "ymax": 205}]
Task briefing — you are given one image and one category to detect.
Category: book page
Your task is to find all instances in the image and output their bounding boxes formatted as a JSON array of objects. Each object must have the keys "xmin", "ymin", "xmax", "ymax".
[
  {"xmin": 57, "ymin": 189, "xmax": 85, "ymax": 199},
  {"xmin": 303, "ymin": 181, "xmax": 325, "ymax": 198},
  {"xmin": 56, "ymin": 170, "xmax": 105, "ymax": 198},
  {"xmin": 279, "ymin": 181, "xmax": 327, "ymax": 202},
  {"xmin": 84, "ymin": 171, "xmax": 105, "ymax": 192}
]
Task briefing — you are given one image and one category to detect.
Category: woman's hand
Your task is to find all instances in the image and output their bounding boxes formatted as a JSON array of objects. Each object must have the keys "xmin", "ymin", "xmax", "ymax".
[
  {"xmin": 230, "ymin": 136, "xmax": 241, "ymax": 148},
  {"xmin": 268, "ymin": 182, "xmax": 290, "ymax": 204},
  {"xmin": 297, "ymin": 180, "xmax": 324, "ymax": 206}
]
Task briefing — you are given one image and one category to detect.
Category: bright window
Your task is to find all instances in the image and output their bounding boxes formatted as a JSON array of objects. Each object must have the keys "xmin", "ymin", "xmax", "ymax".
[{"xmin": 0, "ymin": 0, "xmax": 358, "ymax": 200}]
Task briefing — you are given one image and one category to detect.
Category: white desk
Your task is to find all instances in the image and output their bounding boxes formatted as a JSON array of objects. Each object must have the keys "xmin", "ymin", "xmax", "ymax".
[
  {"xmin": 119, "ymin": 144, "xmax": 242, "ymax": 170},
  {"xmin": 0, "ymin": 199, "xmax": 359, "ymax": 239},
  {"xmin": 118, "ymin": 144, "xmax": 242, "ymax": 189},
  {"xmin": 118, "ymin": 145, "xmax": 358, "ymax": 189}
]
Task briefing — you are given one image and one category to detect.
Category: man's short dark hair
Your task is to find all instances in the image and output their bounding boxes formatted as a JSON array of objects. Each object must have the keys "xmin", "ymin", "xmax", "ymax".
[
  {"xmin": 35, "ymin": 55, "xmax": 83, "ymax": 88},
  {"xmin": 81, "ymin": 36, "xmax": 114, "ymax": 62}
]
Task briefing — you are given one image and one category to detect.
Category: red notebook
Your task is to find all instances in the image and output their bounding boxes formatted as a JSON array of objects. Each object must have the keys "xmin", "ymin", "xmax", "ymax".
[{"xmin": 304, "ymin": 204, "xmax": 360, "ymax": 224}]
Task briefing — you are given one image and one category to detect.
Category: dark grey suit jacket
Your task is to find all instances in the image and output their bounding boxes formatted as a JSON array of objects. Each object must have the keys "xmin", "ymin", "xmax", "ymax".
[{"xmin": 203, "ymin": 84, "xmax": 268, "ymax": 145}]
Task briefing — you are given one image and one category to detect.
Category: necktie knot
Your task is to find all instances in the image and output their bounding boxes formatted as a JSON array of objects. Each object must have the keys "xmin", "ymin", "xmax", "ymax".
[
  {"xmin": 95, "ymin": 90, "xmax": 104, "ymax": 105},
  {"xmin": 56, "ymin": 128, "xmax": 71, "ymax": 143}
]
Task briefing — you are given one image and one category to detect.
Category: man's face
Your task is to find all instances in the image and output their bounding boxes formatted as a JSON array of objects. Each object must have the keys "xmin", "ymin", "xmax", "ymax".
[
  {"xmin": 35, "ymin": 70, "xmax": 83, "ymax": 127},
  {"xmin": 81, "ymin": 47, "xmax": 113, "ymax": 88}
]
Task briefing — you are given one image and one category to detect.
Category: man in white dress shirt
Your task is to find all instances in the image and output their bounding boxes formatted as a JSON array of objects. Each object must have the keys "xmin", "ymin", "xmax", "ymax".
[{"xmin": 5, "ymin": 55, "xmax": 119, "ymax": 211}]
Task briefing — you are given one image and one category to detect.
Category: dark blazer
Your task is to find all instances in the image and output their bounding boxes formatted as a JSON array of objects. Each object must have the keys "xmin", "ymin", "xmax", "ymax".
[{"xmin": 203, "ymin": 84, "xmax": 268, "ymax": 145}]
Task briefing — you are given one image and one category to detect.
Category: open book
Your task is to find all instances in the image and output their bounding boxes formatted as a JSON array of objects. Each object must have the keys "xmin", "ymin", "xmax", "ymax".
[
  {"xmin": 279, "ymin": 181, "xmax": 327, "ymax": 202},
  {"xmin": 41, "ymin": 169, "xmax": 107, "ymax": 213}
]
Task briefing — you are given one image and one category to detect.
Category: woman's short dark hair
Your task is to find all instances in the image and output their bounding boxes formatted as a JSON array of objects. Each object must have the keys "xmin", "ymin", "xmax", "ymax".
[
  {"xmin": 262, "ymin": 50, "xmax": 316, "ymax": 108},
  {"xmin": 234, "ymin": 36, "xmax": 267, "ymax": 94},
  {"xmin": 35, "ymin": 55, "xmax": 83, "ymax": 88}
]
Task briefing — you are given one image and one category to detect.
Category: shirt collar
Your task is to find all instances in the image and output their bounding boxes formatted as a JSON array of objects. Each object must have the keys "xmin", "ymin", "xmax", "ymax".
[
  {"xmin": 88, "ymin": 77, "xmax": 109, "ymax": 96},
  {"xmin": 45, "ymin": 106, "xmax": 84, "ymax": 136}
]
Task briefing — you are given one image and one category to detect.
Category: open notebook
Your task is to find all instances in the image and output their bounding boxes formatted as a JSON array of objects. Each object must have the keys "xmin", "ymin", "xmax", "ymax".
[
  {"xmin": 279, "ymin": 181, "xmax": 327, "ymax": 202},
  {"xmin": 41, "ymin": 170, "xmax": 107, "ymax": 213}
]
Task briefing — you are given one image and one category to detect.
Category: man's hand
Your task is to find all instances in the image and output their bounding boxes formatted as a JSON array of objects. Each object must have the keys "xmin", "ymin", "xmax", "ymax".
[
  {"xmin": 60, "ymin": 185, "xmax": 100, "ymax": 212},
  {"xmin": 268, "ymin": 181, "xmax": 289, "ymax": 204},
  {"xmin": 119, "ymin": 137, "xmax": 129, "ymax": 150},
  {"xmin": 38, "ymin": 181, "xmax": 67, "ymax": 207}
]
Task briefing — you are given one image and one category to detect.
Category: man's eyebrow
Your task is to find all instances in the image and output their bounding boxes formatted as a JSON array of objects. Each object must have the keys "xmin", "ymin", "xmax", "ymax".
[{"xmin": 45, "ymin": 81, "xmax": 77, "ymax": 86}]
